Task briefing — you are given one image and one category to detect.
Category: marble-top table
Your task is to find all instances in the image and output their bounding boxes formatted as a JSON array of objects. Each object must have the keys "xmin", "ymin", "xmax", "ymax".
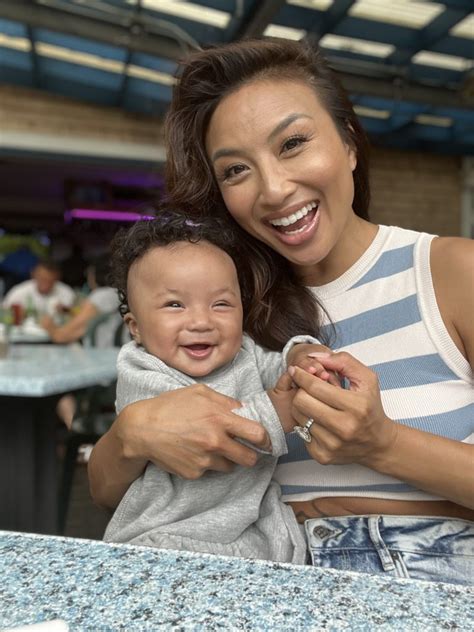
[
  {"xmin": 0, "ymin": 343, "xmax": 119, "ymax": 396},
  {"xmin": 0, "ymin": 344, "xmax": 119, "ymax": 534},
  {"xmin": 0, "ymin": 531, "xmax": 472, "ymax": 631}
]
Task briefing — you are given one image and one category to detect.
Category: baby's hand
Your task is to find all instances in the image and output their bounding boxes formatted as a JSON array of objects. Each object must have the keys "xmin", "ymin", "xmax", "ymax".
[
  {"xmin": 287, "ymin": 344, "xmax": 341, "ymax": 387},
  {"xmin": 267, "ymin": 372, "xmax": 297, "ymax": 433}
]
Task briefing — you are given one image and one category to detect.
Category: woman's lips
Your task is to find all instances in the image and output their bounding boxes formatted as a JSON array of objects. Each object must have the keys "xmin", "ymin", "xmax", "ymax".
[
  {"xmin": 182, "ymin": 344, "xmax": 214, "ymax": 359},
  {"xmin": 269, "ymin": 206, "xmax": 320, "ymax": 245}
]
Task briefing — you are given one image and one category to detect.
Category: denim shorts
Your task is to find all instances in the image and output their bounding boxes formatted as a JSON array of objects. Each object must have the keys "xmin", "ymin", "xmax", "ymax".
[{"xmin": 305, "ymin": 514, "xmax": 474, "ymax": 586}]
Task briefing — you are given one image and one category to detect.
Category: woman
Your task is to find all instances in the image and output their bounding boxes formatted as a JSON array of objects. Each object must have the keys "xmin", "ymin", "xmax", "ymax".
[{"xmin": 89, "ymin": 39, "xmax": 473, "ymax": 584}]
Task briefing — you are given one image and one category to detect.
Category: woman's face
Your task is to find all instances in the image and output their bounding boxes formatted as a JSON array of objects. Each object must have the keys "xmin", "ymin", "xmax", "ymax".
[{"xmin": 205, "ymin": 78, "xmax": 358, "ymax": 281}]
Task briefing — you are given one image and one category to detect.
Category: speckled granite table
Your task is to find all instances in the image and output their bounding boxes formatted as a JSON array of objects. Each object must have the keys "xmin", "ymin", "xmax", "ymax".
[
  {"xmin": 0, "ymin": 345, "xmax": 118, "ymax": 534},
  {"xmin": 0, "ymin": 532, "xmax": 472, "ymax": 631}
]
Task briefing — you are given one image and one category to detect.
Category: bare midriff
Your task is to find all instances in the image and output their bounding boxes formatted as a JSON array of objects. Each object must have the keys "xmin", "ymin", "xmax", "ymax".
[{"xmin": 288, "ymin": 497, "xmax": 474, "ymax": 523}]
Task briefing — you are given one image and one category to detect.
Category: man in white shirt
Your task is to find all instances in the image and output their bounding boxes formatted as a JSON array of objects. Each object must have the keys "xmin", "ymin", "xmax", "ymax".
[{"xmin": 3, "ymin": 260, "xmax": 75, "ymax": 317}]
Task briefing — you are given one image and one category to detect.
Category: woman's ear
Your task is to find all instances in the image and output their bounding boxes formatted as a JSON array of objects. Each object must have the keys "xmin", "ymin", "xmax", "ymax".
[
  {"xmin": 347, "ymin": 145, "xmax": 357, "ymax": 172},
  {"xmin": 124, "ymin": 312, "xmax": 140, "ymax": 343},
  {"xmin": 344, "ymin": 121, "xmax": 357, "ymax": 172}
]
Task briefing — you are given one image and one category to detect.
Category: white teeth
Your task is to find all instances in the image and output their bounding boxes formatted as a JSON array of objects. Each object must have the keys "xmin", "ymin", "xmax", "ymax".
[{"xmin": 269, "ymin": 201, "xmax": 317, "ymax": 227}]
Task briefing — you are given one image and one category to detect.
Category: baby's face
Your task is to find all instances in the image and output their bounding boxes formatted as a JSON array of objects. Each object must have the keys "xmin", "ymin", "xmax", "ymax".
[{"xmin": 126, "ymin": 241, "xmax": 243, "ymax": 377}]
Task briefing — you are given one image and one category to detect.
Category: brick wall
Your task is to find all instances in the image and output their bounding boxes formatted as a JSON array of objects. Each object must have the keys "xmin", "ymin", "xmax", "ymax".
[
  {"xmin": 0, "ymin": 85, "xmax": 165, "ymax": 160},
  {"xmin": 369, "ymin": 146, "xmax": 462, "ymax": 236}
]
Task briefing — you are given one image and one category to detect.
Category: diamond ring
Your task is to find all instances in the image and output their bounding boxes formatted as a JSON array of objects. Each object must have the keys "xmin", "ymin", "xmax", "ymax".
[{"xmin": 293, "ymin": 417, "xmax": 315, "ymax": 443}]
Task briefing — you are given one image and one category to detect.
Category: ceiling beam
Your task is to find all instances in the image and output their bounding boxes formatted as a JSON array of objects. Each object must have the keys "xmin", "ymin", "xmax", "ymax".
[
  {"xmin": 26, "ymin": 25, "xmax": 40, "ymax": 89},
  {"xmin": 117, "ymin": 0, "xmax": 142, "ymax": 108},
  {"xmin": 234, "ymin": 0, "xmax": 286, "ymax": 39},
  {"xmin": 387, "ymin": 7, "xmax": 471, "ymax": 66},
  {"xmin": 306, "ymin": 0, "xmax": 356, "ymax": 41},
  {"xmin": 0, "ymin": 0, "xmax": 188, "ymax": 60},
  {"xmin": 339, "ymin": 72, "xmax": 467, "ymax": 109},
  {"xmin": 438, "ymin": 0, "xmax": 473, "ymax": 10}
]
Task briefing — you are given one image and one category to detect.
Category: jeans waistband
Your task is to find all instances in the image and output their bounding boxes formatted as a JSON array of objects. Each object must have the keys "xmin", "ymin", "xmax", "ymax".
[{"xmin": 305, "ymin": 514, "xmax": 474, "ymax": 556}]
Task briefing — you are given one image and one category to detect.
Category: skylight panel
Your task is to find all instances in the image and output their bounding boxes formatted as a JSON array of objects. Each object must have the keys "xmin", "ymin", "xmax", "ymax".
[
  {"xmin": 354, "ymin": 105, "xmax": 391, "ymax": 119},
  {"xmin": 349, "ymin": 0, "xmax": 444, "ymax": 29},
  {"xmin": 413, "ymin": 50, "xmax": 473, "ymax": 72},
  {"xmin": 450, "ymin": 14, "xmax": 474, "ymax": 40},
  {"xmin": 128, "ymin": 64, "xmax": 176, "ymax": 85},
  {"xmin": 320, "ymin": 34, "xmax": 395, "ymax": 58},
  {"xmin": 0, "ymin": 33, "xmax": 31, "ymax": 52},
  {"xmin": 0, "ymin": 32, "xmax": 176, "ymax": 84},
  {"xmin": 127, "ymin": 0, "xmax": 231, "ymax": 28},
  {"xmin": 36, "ymin": 43, "xmax": 125, "ymax": 73},
  {"xmin": 286, "ymin": 0, "xmax": 333, "ymax": 9},
  {"xmin": 264, "ymin": 24, "xmax": 306, "ymax": 40},
  {"xmin": 415, "ymin": 114, "xmax": 452, "ymax": 127}
]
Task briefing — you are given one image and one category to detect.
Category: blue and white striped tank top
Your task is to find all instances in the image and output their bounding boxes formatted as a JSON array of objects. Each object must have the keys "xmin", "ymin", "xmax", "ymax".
[{"xmin": 274, "ymin": 225, "xmax": 473, "ymax": 502}]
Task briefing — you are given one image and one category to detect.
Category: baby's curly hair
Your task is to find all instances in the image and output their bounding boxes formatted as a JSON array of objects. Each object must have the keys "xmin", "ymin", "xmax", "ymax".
[{"xmin": 110, "ymin": 209, "xmax": 250, "ymax": 318}]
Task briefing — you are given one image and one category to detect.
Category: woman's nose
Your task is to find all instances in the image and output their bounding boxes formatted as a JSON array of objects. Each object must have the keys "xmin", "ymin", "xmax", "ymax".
[{"xmin": 258, "ymin": 162, "xmax": 296, "ymax": 207}]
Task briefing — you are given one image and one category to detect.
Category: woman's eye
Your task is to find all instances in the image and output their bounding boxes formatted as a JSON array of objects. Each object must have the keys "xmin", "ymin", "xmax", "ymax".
[
  {"xmin": 223, "ymin": 164, "xmax": 247, "ymax": 180},
  {"xmin": 281, "ymin": 135, "xmax": 307, "ymax": 153},
  {"xmin": 214, "ymin": 302, "xmax": 231, "ymax": 308}
]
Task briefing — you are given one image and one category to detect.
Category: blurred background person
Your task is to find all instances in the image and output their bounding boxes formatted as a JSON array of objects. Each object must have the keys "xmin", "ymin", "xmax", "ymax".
[
  {"xmin": 39, "ymin": 253, "xmax": 121, "ymax": 346},
  {"xmin": 2, "ymin": 259, "xmax": 74, "ymax": 318},
  {"xmin": 40, "ymin": 254, "xmax": 121, "ymax": 429}
]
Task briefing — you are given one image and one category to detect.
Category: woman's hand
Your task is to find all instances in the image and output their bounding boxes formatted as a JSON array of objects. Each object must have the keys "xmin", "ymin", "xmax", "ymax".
[
  {"xmin": 89, "ymin": 384, "xmax": 271, "ymax": 509},
  {"xmin": 289, "ymin": 352, "xmax": 397, "ymax": 467},
  {"xmin": 120, "ymin": 384, "xmax": 271, "ymax": 475},
  {"xmin": 286, "ymin": 344, "xmax": 341, "ymax": 386},
  {"xmin": 289, "ymin": 353, "xmax": 474, "ymax": 508}
]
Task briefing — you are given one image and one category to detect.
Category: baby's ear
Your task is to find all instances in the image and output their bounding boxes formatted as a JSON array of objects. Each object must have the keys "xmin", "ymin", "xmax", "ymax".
[{"xmin": 124, "ymin": 312, "xmax": 140, "ymax": 343}]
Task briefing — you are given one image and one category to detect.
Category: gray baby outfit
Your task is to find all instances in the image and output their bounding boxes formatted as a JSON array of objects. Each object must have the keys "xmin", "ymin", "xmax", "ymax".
[{"xmin": 104, "ymin": 334, "xmax": 315, "ymax": 564}]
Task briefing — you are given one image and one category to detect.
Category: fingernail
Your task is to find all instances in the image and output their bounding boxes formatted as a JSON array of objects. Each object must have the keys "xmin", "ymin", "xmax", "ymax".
[
  {"xmin": 307, "ymin": 352, "xmax": 331, "ymax": 358},
  {"xmin": 288, "ymin": 365, "xmax": 295, "ymax": 376}
]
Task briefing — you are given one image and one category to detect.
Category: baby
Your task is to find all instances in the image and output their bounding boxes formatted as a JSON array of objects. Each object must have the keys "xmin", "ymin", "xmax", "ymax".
[{"xmin": 104, "ymin": 210, "xmax": 335, "ymax": 564}]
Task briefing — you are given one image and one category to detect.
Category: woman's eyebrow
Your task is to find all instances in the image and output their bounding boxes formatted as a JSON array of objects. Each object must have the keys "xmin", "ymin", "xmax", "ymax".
[
  {"xmin": 211, "ymin": 113, "xmax": 311, "ymax": 163},
  {"xmin": 267, "ymin": 113, "xmax": 311, "ymax": 143}
]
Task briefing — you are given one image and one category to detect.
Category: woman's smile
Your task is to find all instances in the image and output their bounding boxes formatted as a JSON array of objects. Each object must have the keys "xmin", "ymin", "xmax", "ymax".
[
  {"xmin": 266, "ymin": 200, "xmax": 320, "ymax": 245},
  {"xmin": 206, "ymin": 78, "xmax": 357, "ymax": 280}
]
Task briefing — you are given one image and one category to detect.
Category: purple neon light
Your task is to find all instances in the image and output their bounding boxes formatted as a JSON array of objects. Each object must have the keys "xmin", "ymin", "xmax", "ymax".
[{"xmin": 65, "ymin": 209, "xmax": 155, "ymax": 222}]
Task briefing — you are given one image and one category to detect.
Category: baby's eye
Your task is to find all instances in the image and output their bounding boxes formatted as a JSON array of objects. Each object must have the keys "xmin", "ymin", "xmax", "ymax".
[
  {"xmin": 164, "ymin": 301, "xmax": 183, "ymax": 309},
  {"xmin": 281, "ymin": 135, "xmax": 308, "ymax": 153}
]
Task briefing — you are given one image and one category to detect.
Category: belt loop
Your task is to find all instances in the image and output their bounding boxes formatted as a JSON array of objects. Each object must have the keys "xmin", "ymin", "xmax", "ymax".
[{"xmin": 368, "ymin": 516, "xmax": 395, "ymax": 572}]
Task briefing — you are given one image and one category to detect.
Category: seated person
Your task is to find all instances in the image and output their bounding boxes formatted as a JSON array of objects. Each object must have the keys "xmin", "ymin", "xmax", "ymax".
[
  {"xmin": 40, "ymin": 254, "xmax": 121, "ymax": 346},
  {"xmin": 103, "ymin": 211, "xmax": 338, "ymax": 563},
  {"xmin": 41, "ymin": 255, "xmax": 121, "ymax": 429},
  {"xmin": 3, "ymin": 259, "xmax": 74, "ymax": 317}
]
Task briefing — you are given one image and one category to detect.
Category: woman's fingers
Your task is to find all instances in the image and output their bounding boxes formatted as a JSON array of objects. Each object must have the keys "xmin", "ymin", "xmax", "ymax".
[
  {"xmin": 306, "ymin": 351, "xmax": 379, "ymax": 392},
  {"xmin": 202, "ymin": 387, "xmax": 242, "ymax": 410},
  {"xmin": 288, "ymin": 352, "xmax": 396, "ymax": 466},
  {"xmin": 134, "ymin": 385, "xmax": 270, "ymax": 477},
  {"xmin": 289, "ymin": 365, "xmax": 348, "ymax": 410}
]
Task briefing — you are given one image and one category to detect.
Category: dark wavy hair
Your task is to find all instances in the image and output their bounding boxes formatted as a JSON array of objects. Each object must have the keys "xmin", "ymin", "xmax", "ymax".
[
  {"xmin": 165, "ymin": 38, "xmax": 370, "ymax": 220},
  {"xmin": 109, "ymin": 209, "xmax": 326, "ymax": 349},
  {"xmin": 162, "ymin": 38, "xmax": 370, "ymax": 349}
]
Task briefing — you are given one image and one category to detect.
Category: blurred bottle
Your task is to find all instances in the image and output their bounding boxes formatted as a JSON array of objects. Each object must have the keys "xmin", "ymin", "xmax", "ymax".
[{"xmin": 11, "ymin": 303, "xmax": 24, "ymax": 326}]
